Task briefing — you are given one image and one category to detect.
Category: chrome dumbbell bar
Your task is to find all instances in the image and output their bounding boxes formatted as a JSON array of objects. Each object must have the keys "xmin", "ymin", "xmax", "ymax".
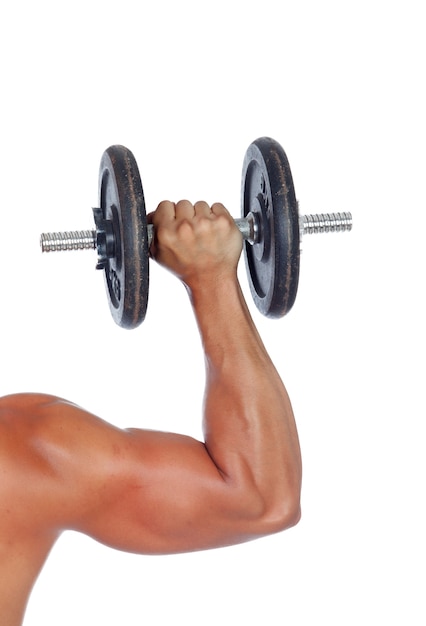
[{"xmin": 40, "ymin": 211, "xmax": 352, "ymax": 253}]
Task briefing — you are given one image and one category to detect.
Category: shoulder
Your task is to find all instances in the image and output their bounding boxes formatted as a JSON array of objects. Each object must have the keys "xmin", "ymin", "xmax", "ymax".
[
  {"xmin": 0, "ymin": 392, "xmax": 123, "ymax": 440},
  {"xmin": 0, "ymin": 393, "xmax": 66, "ymax": 455},
  {"xmin": 0, "ymin": 393, "xmax": 130, "ymax": 532},
  {"xmin": 0, "ymin": 392, "xmax": 79, "ymax": 426},
  {"xmin": 0, "ymin": 393, "xmax": 104, "ymax": 452},
  {"xmin": 0, "ymin": 391, "xmax": 60, "ymax": 413}
]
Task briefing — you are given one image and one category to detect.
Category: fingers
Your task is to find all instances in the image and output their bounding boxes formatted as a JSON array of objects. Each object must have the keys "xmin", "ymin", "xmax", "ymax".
[
  {"xmin": 149, "ymin": 199, "xmax": 242, "ymax": 284},
  {"xmin": 174, "ymin": 200, "xmax": 214, "ymax": 220},
  {"xmin": 151, "ymin": 201, "xmax": 237, "ymax": 249},
  {"xmin": 153, "ymin": 200, "xmax": 218, "ymax": 224},
  {"xmin": 194, "ymin": 200, "xmax": 213, "ymax": 218},
  {"xmin": 210, "ymin": 202, "xmax": 229, "ymax": 217},
  {"xmin": 151, "ymin": 200, "xmax": 196, "ymax": 225},
  {"xmin": 210, "ymin": 202, "xmax": 236, "ymax": 227},
  {"xmin": 156, "ymin": 200, "xmax": 230, "ymax": 216},
  {"xmin": 150, "ymin": 200, "xmax": 176, "ymax": 226},
  {"xmin": 150, "ymin": 201, "xmax": 197, "ymax": 258}
]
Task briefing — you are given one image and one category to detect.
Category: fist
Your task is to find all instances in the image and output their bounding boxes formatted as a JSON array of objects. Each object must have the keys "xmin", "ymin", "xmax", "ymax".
[{"xmin": 149, "ymin": 200, "xmax": 243, "ymax": 290}]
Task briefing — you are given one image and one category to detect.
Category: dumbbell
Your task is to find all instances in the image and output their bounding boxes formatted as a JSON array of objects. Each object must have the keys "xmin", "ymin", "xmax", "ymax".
[{"xmin": 40, "ymin": 137, "xmax": 352, "ymax": 329}]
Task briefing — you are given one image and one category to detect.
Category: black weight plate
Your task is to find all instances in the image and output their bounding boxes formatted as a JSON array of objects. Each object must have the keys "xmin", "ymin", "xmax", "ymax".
[
  {"xmin": 98, "ymin": 145, "xmax": 149, "ymax": 329},
  {"xmin": 241, "ymin": 137, "xmax": 300, "ymax": 318}
]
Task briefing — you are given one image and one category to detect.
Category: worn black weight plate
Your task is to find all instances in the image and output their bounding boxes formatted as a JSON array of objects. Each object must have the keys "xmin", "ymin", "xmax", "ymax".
[
  {"xmin": 241, "ymin": 137, "xmax": 300, "ymax": 318},
  {"xmin": 98, "ymin": 145, "xmax": 149, "ymax": 329}
]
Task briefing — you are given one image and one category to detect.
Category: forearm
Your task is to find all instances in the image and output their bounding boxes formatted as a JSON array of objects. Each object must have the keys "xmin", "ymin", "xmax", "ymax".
[{"xmin": 190, "ymin": 276, "xmax": 302, "ymax": 526}]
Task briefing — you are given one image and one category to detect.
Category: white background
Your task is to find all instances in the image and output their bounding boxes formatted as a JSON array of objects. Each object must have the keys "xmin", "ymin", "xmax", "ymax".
[{"xmin": 1, "ymin": 1, "xmax": 425, "ymax": 624}]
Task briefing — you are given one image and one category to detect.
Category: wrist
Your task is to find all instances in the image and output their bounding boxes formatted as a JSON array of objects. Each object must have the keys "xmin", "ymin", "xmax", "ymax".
[
  {"xmin": 188, "ymin": 273, "xmax": 259, "ymax": 348},
  {"xmin": 186, "ymin": 272, "xmax": 241, "ymax": 309}
]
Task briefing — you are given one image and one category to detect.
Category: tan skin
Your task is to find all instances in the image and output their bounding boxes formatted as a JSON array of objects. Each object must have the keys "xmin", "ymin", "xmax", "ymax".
[{"xmin": 0, "ymin": 200, "xmax": 302, "ymax": 625}]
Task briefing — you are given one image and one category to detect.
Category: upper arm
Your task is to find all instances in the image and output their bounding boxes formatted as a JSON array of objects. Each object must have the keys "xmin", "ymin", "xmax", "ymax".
[
  {"xmin": 1, "ymin": 393, "xmax": 282, "ymax": 555},
  {"xmin": 23, "ymin": 397, "xmax": 266, "ymax": 555},
  {"xmin": 71, "ymin": 427, "xmax": 265, "ymax": 554}
]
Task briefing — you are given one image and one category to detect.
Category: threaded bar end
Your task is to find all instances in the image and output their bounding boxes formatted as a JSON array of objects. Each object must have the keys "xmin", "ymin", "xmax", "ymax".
[
  {"xmin": 300, "ymin": 212, "xmax": 352, "ymax": 235},
  {"xmin": 40, "ymin": 230, "xmax": 97, "ymax": 252}
]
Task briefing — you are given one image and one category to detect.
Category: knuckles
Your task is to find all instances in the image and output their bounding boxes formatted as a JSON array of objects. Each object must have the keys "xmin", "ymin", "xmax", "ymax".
[{"xmin": 151, "ymin": 203, "xmax": 242, "ymax": 269}]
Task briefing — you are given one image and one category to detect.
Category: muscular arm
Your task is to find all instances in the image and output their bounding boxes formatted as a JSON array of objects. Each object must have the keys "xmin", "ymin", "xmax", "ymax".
[
  {"xmin": 98, "ymin": 201, "xmax": 299, "ymax": 548},
  {"xmin": 0, "ymin": 201, "xmax": 301, "ymax": 625},
  {"xmin": 89, "ymin": 199, "xmax": 301, "ymax": 553},
  {"xmin": 2, "ymin": 201, "xmax": 301, "ymax": 558}
]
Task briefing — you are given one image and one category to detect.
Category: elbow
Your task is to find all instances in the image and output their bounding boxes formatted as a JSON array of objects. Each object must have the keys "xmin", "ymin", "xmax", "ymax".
[
  {"xmin": 277, "ymin": 497, "xmax": 302, "ymax": 531},
  {"xmin": 253, "ymin": 466, "xmax": 302, "ymax": 535},
  {"xmin": 221, "ymin": 457, "xmax": 302, "ymax": 539},
  {"xmin": 237, "ymin": 484, "xmax": 301, "ymax": 538},
  {"xmin": 261, "ymin": 491, "xmax": 302, "ymax": 535}
]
